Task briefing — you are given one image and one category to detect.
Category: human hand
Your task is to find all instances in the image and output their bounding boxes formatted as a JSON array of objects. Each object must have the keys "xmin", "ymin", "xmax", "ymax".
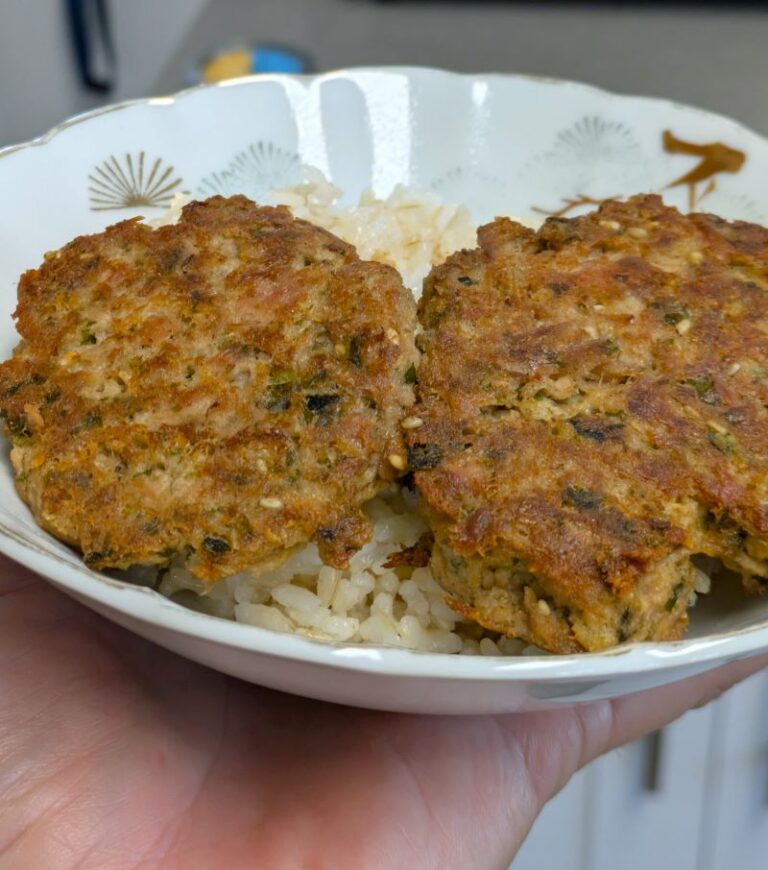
[{"xmin": 1, "ymin": 554, "xmax": 764, "ymax": 869}]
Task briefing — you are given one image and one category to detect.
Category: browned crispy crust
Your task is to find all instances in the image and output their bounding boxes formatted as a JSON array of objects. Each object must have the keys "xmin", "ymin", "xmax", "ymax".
[
  {"xmin": 410, "ymin": 194, "xmax": 768, "ymax": 652},
  {"xmin": 383, "ymin": 532, "xmax": 434, "ymax": 569},
  {"xmin": 0, "ymin": 196, "xmax": 418, "ymax": 581}
]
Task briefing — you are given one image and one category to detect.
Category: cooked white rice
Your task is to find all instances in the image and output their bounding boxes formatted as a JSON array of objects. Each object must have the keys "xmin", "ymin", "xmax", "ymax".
[
  {"xmin": 145, "ymin": 170, "xmax": 540, "ymax": 654},
  {"xmin": 159, "ymin": 491, "xmax": 528, "ymax": 655},
  {"xmin": 268, "ymin": 167, "xmax": 478, "ymax": 292}
]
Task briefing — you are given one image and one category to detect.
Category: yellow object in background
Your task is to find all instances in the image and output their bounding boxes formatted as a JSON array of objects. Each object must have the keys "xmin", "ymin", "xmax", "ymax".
[{"xmin": 202, "ymin": 49, "xmax": 253, "ymax": 83}]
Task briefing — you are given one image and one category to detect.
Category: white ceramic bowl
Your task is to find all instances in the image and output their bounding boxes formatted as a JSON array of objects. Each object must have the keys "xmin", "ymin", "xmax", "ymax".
[{"xmin": 1, "ymin": 67, "xmax": 767, "ymax": 714}]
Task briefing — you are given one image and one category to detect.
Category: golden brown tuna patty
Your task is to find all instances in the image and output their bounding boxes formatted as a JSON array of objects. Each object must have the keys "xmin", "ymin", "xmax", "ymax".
[
  {"xmin": 0, "ymin": 196, "xmax": 418, "ymax": 581},
  {"xmin": 410, "ymin": 194, "xmax": 768, "ymax": 653}
]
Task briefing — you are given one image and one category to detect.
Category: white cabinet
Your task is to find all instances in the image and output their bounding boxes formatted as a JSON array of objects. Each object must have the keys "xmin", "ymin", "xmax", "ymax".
[
  {"xmin": 0, "ymin": 0, "xmax": 208, "ymax": 146},
  {"xmin": 698, "ymin": 672, "xmax": 768, "ymax": 870},
  {"xmin": 586, "ymin": 707, "xmax": 714, "ymax": 870},
  {"xmin": 512, "ymin": 671, "xmax": 768, "ymax": 869}
]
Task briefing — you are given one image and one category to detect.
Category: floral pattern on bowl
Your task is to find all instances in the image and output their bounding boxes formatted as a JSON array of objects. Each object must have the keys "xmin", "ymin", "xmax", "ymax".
[
  {"xmin": 197, "ymin": 141, "xmax": 301, "ymax": 201},
  {"xmin": 88, "ymin": 152, "xmax": 184, "ymax": 211}
]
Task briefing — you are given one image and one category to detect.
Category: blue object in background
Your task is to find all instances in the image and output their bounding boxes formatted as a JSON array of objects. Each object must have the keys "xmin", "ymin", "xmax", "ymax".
[{"xmin": 251, "ymin": 46, "xmax": 307, "ymax": 74}]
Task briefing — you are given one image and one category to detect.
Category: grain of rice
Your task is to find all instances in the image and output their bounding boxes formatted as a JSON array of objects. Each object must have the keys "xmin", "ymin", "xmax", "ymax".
[
  {"xmin": 272, "ymin": 584, "xmax": 320, "ymax": 613},
  {"xmin": 317, "ymin": 566, "xmax": 339, "ymax": 606},
  {"xmin": 480, "ymin": 638, "xmax": 502, "ymax": 656}
]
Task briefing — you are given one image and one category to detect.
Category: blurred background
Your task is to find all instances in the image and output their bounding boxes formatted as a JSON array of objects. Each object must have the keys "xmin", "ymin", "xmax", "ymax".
[
  {"xmin": 1, "ymin": 2, "xmax": 767, "ymax": 868},
  {"xmin": 3, "ymin": 1, "xmax": 768, "ymax": 146}
]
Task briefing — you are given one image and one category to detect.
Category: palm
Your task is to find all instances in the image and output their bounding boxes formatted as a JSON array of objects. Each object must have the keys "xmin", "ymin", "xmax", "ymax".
[{"xmin": 0, "ymin": 555, "xmax": 764, "ymax": 869}]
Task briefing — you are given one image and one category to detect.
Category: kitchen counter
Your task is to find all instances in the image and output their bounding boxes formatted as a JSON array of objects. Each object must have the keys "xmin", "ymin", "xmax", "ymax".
[{"xmin": 156, "ymin": 0, "xmax": 768, "ymax": 135}]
